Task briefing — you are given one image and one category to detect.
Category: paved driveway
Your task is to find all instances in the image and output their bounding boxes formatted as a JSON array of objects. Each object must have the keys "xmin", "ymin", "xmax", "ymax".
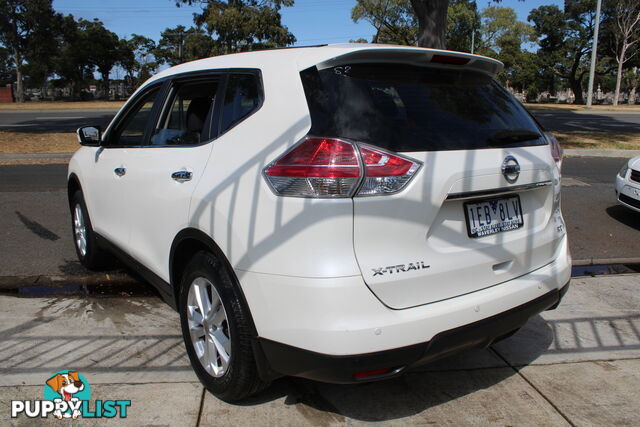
[{"xmin": 1, "ymin": 273, "xmax": 639, "ymax": 425}]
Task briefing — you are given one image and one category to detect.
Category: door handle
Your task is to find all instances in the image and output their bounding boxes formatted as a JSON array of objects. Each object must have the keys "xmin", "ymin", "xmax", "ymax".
[
  {"xmin": 114, "ymin": 167, "xmax": 126, "ymax": 177},
  {"xmin": 171, "ymin": 171, "xmax": 193, "ymax": 182}
]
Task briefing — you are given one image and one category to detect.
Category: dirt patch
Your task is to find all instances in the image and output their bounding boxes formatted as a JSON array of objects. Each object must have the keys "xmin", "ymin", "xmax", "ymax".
[
  {"xmin": 554, "ymin": 131, "xmax": 640, "ymax": 150},
  {"xmin": 0, "ymin": 101, "xmax": 123, "ymax": 110},
  {"xmin": 0, "ymin": 131, "xmax": 77, "ymax": 154}
]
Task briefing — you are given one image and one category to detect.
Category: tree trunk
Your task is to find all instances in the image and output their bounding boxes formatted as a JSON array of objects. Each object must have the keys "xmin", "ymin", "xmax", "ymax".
[
  {"xmin": 13, "ymin": 48, "xmax": 24, "ymax": 103},
  {"xmin": 569, "ymin": 77, "xmax": 584, "ymax": 105},
  {"xmin": 410, "ymin": 0, "xmax": 449, "ymax": 49},
  {"xmin": 613, "ymin": 45, "xmax": 627, "ymax": 107},
  {"xmin": 102, "ymin": 71, "xmax": 110, "ymax": 100},
  {"xmin": 629, "ymin": 67, "xmax": 638, "ymax": 104}
]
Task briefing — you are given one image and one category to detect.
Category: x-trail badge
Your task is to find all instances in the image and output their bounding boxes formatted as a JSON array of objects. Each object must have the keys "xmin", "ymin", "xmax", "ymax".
[{"xmin": 502, "ymin": 156, "xmax": 520, "ymax": 183}]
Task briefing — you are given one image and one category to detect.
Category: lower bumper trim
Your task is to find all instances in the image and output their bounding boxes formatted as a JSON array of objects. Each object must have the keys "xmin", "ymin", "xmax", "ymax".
[{"xmin": 258, "ymin": 282, "xmax": 569, "ymax": 384}]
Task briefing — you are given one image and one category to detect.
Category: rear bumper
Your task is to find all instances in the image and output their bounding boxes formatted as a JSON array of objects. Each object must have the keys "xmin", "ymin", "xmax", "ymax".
[{"xmin": 257, "ymin": 281, "xmax": 570, "ymax": 384}]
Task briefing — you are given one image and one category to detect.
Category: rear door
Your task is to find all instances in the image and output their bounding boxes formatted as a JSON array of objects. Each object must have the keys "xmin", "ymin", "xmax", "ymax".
[{"xmin": 301, "ymin": 63, "xmax": 564, "ymax": 309}]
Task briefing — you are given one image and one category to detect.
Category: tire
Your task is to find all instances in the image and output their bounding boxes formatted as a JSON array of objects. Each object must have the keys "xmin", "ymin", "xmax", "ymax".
[
  {"xmin": 70, "ymin": 191, "xmax": 112, "ymax": 270},
  {"xmin": 179, "ymin": 251, "xmax": 268, "ymax": 402}
]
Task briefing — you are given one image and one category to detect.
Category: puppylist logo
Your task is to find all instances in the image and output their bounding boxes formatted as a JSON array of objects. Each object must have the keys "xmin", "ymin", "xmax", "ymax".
[{"xmin": 11, "ymin": 370, "xmax": 131, "ymax": 420}]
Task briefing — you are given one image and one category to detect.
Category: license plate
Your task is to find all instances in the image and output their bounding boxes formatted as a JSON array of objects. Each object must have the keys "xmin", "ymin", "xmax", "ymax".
[{"xmin": 464, "ymin": 195, "xmax": 524, "ymax": 238}]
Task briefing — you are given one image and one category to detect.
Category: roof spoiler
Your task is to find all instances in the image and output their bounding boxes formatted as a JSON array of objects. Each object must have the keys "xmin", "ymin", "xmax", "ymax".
[{"xmin": 314, "ymin": 46, "xmax": 503, "ymax": 76}]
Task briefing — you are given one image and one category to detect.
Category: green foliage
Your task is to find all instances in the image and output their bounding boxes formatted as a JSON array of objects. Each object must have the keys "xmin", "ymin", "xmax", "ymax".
[
  {"xmin": 80, "ymin": 19, "xmax": 121, "ymax": 95},
  {"xmin": 120, "ymin": 35, "xmax": 158, "ymax": 87},
  {"xmin": 0, "ymin": 46, "xmax": 14, "ymax": 86},
  {"xmin": 175, "ymin": 0, "xmax": 295, "ymax": 55},
  {"xmin": 528, "ymin": 0, "xmax": 598, "ymax": 104},
  {"xmin": 0, "ymin": 0, "xmax": 61, "ymax": 101},
  {"xmin": 52, "ymin": 15, "xmax": 95, "ymax": 99},
  {"xmin": 446, "ymin": 0, "xmax": 479, "ymax": 52},
  {"xmin": 352, "ymin": 0, "xmax": 417, "ymax": 44},
  {"xmin": 154, "ymin": 26, "xmax": 214, "ymax": 66}
]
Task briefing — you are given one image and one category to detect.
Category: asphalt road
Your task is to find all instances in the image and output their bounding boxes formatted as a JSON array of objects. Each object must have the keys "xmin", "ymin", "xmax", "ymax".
[
  {"xmin": 0, "ymin": 157, "xmax": 638, "ymax": 278},
  {"xmin": 0, "ymin": 109, "xmax": 116, "ymax": 133},
  {"xmin": 1, "ymin": 108, "xmax": 640, "ymax": 133},
  {"xmin": 531, "ymin": 110, "xmax": 640, "ymax": 133}
]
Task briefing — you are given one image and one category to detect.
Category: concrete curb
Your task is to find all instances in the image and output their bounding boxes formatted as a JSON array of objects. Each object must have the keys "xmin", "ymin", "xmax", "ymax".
[
  {"xmin": 0, "ymin": 152, "xmax": 73, "ymax": 161},
  {"xmin": 0, "ymin": 272, "xmax": 139, "ymax": 290},
  {"xmin": 572, "ymin": 257, "xmax": 640, "ymax": 266},
  {"xmin": 563, "ymin": 149, "xmax": 640, "ymax": 158}
]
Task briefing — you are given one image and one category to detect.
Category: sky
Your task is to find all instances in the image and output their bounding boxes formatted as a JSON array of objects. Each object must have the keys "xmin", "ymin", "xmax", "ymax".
[{"xmin": 51, "ymin": 0, "xmax": 565, "ymax": 46}]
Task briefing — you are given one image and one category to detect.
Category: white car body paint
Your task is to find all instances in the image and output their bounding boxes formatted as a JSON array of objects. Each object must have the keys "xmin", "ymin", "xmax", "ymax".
[{"xmin": 68, "ymin": 44, "xmax": 571, "ymax": 361}]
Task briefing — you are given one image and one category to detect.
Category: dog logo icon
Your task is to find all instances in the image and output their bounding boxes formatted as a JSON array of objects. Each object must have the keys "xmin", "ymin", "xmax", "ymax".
[{"xmin": 44, "ymin": 371, "xmax": 91, "ymax": 420}]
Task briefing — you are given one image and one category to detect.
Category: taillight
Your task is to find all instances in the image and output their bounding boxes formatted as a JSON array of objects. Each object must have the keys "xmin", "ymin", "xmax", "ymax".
[
  {"xmin": 356, "ymin": 145, "xmax": 420, "ymax": 196},
  {"xmin": 263, "ymin": 137, "xmax": 421, "ymax": 198},
  {"xmin": 545, "ymin": 131, "xmax": 563, "ymax": 165}
]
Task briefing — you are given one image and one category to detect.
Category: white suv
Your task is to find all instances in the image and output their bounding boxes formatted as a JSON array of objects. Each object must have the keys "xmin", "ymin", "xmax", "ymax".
[{"xmin": 69, "ymin": 44, "xmax": 571, "ymax": 401}]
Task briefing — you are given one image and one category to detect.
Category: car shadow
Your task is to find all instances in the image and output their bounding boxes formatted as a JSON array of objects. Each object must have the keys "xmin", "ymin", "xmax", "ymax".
[
  {"xmin": 606, "ymin": 205, "xmax": 640, "ymax": 231},
  {"xmin": 236, "ymin": 315, "xmax": 554, "ymax": 422}
]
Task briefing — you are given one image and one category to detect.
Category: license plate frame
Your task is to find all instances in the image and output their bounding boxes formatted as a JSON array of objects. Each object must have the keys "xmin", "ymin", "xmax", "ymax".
[{"xmin": 463, "ymin": 195, "xmax": 524, "ymax": 238}]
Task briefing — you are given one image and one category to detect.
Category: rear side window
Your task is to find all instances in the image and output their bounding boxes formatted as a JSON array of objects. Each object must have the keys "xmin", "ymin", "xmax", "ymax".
[
  {"xmin": 220, "ymin": 74, "xmax": 261, "ymax": 133},
  {"xmin": 300, "ymin": 63, "xmax": 545, "ymax": 152},
  {"xmin": 151, "ymin": 79, "xmax": 219, "ymax": 146}
]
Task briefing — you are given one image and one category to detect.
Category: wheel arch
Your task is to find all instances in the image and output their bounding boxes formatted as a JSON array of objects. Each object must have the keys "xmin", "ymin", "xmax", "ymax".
[
  {"xmin": 170, "ymin": 229, "xmax": 275, "ymax": 381},
  {"xmin": 67, "ymin": 173, "xmax": 82, "ymax": 209},
  {"xmin": 169, "ymin": 229, "xmax": 253, "ymax": 325}
]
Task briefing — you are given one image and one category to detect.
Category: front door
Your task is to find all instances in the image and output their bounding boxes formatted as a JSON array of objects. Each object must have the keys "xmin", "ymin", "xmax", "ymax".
[
  {"xmin": 88, "ymin": 84, "xmax": 163, "ymax": 249},
  {"xmin": 124, "ymin": 76, "xmax": 222, "ymax": 282}
]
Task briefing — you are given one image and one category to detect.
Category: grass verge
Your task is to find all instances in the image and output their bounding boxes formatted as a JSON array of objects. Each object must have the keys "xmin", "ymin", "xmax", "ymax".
[
  {"xmin": 0, "ymin": 131, "xmax": 77, "ymax": 154},
  {"xmin": 526, "ymin": 103, "xmax": 640, "ymax": 112},
  {"xmin": 554, "ymin": 131, "xmax": 640, "ymax": 150},
  {"xmin": 0, "ymin": 101, "xmax": 123, "ymax": 110},
  {"xmin": 0, "ymin": 130, "xmax": 638, "ymax": 160}
]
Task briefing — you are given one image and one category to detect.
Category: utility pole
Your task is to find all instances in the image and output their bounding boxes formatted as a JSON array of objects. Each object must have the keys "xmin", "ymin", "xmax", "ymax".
[{"xmin": 586, "ymin": 0, "xmax": 602, "ymax": 108}]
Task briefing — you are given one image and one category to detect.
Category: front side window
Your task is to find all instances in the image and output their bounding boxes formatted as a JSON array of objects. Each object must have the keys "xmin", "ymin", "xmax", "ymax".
[
  {"xmin": 109, "ymin": 86, "xmax": 160, "ymax": 146},
  {"xmin": 220, "ymin": 74, "xmax": 261, "ymax": 134},
  {"xmin": 151, "ymin": 79, "xmax": 219, "ymax": 146}
]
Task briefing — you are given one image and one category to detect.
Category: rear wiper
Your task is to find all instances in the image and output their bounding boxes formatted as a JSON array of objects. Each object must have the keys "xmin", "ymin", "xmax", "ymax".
[{"xmin": 488, "ymin": 129, "xmax": 542, "ymax": 145}]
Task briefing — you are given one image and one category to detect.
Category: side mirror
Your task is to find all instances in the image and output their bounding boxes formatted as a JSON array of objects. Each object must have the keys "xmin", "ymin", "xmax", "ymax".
[{"xmin": 77, "ymin": 126, "xmax": 102, "ymax": 146}]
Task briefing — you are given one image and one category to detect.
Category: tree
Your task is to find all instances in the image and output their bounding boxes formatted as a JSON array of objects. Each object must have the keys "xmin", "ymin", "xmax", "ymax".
[
  {"xmin": 0, "ymin": 47, "xmax": 15, "ymax": 86},
  {"xmin": 0, "ymin": 0, "xmax": 60, "ymax": 102},
  {"xmin": 53, "ymin": 15, "xmax": 94, "ymax": 100},
  {"xmin": 605, "ymin": 0, "xmax": 640, "ymax": 105},
  {"xmin": 174, "ymin": 0, "xmax": 295, "ymax": 54},
  {"xmin": 446, "ymin": 0, "xmax": 479, "ymax": 52},
  {"xmin": 120, "ymin": 35, "xmax": 157, "ymax": 88},
  {"xmin": 352, "ymin": 0, "xmax": 417, "ymax": 45},
  {"xmin": 81, "ymin": 19, "xmax": 121, "ymax": 98},
  {"xmin": 477, "ymin": 6, "xmax": 536, "ymax": 89},
  {"xmin": 154, "ymin": 25, "xmax": 214, "ymax": 66},
  {"xmin": 529, "ymin": 1, "xmax": 600, "ymax": 104}
]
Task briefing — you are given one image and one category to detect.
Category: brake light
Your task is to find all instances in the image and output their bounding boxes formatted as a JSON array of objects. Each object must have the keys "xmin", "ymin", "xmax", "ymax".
[
  {"xmin": 545, "ymin": 131, "xmax": 563, "ymax": 165},
  {"xmin": 431, "ymin": 54, "xmax": 470, "ymax": 65},
  {"xmin": 263, "ymin": 137, "xmax": 421, "ymax": 198}
]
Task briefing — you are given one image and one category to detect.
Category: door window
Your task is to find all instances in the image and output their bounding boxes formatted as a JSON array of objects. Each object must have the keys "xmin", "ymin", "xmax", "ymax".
[
  {"xmin": 109, "ymin": 86, "xmax": 161, "ymax": 146},
  {"xmin": 151, "ymin": 79, "xmax": 219, "ymax": 146},
  {"xmin": 220, "ymin": 74, "xmax": 261, "ymax": 134}
]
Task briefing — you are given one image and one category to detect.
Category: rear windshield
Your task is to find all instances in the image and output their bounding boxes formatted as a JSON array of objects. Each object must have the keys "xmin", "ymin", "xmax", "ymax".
[{"xmin": 300, "ymin": 63, "xmax": 545, "ymax": 152}]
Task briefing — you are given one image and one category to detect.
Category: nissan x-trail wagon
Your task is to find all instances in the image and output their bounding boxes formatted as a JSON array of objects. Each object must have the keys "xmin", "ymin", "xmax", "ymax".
[{"xmin": 69, "ymin": 44, "xmax": 571, "ymax": 402}]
